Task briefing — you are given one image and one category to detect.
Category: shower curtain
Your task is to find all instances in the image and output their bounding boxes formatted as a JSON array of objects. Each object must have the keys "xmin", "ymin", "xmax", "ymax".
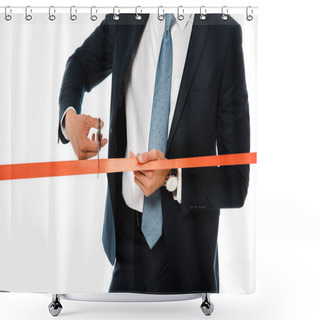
[{"xmin": 0, "ymin": 6, "xmax": 258, "ymax": 297}]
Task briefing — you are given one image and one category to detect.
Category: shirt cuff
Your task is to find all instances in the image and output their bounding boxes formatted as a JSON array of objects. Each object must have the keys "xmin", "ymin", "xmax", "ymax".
[
  {"xmin": 60, "ymin": 107, "xmax": 76, "ymax": 141},
  {"xmin": 173, "ymin": 168, "xmax": 182, "ymax": 204}
]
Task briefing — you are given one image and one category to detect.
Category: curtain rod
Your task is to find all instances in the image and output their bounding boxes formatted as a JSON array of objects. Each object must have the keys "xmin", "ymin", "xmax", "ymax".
[
  {"xmin": 0, "ymin": 6, "xmax": 258, "ymax": 22},
  {"xmin": 0, "ymin": 6, "xmax": 258, "ymax": 12},
  {"xmin": 0, "ymin": 6, "xmax": 258, "ymax": 8}
]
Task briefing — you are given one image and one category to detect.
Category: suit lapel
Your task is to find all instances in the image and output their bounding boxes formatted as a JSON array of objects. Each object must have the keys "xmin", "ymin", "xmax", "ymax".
[
  {"xmin": 110, "ymin": 15, "xmax": 149, "ymax": 129},
  {"xmin": 166, "ymin": 17, "xmax": 209, "ymax": 153},
  {"xmin": 116, "ymin": 15, "xmax": 149, "ymax": 95}
]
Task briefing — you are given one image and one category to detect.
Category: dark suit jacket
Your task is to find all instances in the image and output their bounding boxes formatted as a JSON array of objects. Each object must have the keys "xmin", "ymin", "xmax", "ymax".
[{"xmin": 58, "ymin": 14, "xmax": 250, "ymax": 273}]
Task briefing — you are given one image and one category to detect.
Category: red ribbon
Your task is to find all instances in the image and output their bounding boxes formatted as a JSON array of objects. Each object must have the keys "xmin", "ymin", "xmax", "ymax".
[{"xmin": 0, "ymin": 152, "xmax": 257, "ymax": 181}]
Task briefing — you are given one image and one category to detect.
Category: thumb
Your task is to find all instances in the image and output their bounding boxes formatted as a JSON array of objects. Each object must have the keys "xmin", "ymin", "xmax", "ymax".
[
  {"xmin": 138, "ymin": 149, "xmax": 162, "ymax": 163},
  {"xmin": 138, "ymin": 150, "xmax": 155, "ymax": 164},
  {"xmin": 87, "ymin": 116, "xmax": 103, "ymax": 130}
]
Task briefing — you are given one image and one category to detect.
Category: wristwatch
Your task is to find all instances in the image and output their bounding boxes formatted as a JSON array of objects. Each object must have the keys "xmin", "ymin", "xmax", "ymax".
[{"xmin": 165, "ymin": 169, "xmax": 178, "ymax": 192}]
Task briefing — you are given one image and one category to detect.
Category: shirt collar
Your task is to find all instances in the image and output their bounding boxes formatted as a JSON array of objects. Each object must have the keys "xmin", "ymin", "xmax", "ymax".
[
  {"xmin": 153, "ymin": 13, "xmax": 193, "ymax": 31},
  {"xmin": 174, "ymin": 13, "xmax": 193, "ymax": 31}
]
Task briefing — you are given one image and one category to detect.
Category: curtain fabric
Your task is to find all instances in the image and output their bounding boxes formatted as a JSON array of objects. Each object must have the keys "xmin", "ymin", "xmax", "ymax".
[{"xmin": 0, "ymin": 10, "xmax": 258, "ymax": 296}]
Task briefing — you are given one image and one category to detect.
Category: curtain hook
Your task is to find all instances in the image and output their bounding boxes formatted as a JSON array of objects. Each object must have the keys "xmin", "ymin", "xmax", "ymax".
[
  {"xmin": 5, "ymin": 6, "xmax": 12, "ymax": 21},
  {"xmin": 70, "ymin": 6, "xmax": 77, "ymax": 21},
  {"xmin": 49, "ymin": 6, "xmax": 56, "ymax": 21},
  {"xmin": 135, "ymin": 6, "xmax": 142, "ymax": 20},
  {"xmin": 90, "ymin": 6, "xmax": 97, "ymax": 21},
  {"xmin": 246, "ymin": 6, "xmax": 254, "ymax": 21},
  {"xmin": 200, "ymin": 6, "xmax": 207, "ymax": 20},
  {"xmin": 221, "ymin": 6, "xmax": 228, "ymax": 21},
  {"xmin": 25, "ymin": 6, "xmax": 32, "ymax": 21},
  {"xmin": 177, "ymin": 6, "xmax": 184, "ymax": 21},
  {"xmin": 158, "ymin": 6, "xmax": 164, "ymax": 21},
  {"xmin": 113, "ymin": 6, "xmax": 120, "ymax": 20}
]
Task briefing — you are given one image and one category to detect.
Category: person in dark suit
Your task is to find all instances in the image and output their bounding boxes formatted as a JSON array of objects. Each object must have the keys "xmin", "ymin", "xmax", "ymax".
[{"xmin": 58, "ymin": 13, "xmax": 250, "ymax": 294}]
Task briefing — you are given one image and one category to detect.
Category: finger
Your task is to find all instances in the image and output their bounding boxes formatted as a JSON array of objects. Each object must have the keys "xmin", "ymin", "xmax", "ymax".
[
  {"xmin": 134, "ymin": 176, "xmax": 149, "ymax": 197},
  {"xmin": 134, "ymin": 172, "xmax": 153, "ymax": 193},
  {"xmin": 138, "ymin": 149, "xmax": 164, "ymax": 163},
  {"xmin": 137, "ymin": 152, "xmax": 149, "ymax": 163},
  {"xmin": 100, "ymin": 138, "xmax": 108, "ymax": 148},
  {"xmin": 138, "ymin": 170, "xmax": 153, "ymax": 178},
  {"xmin": 77, "ymin": 150, "xmax": 98, "ymax": 160},
  {"xmin": 86, "ymin": 151, "xmax": 98, "ymax": 158},
  {"xmin": 97, "ymin": 133, "xmax": 104, "ymax": 142},
  {"xmin": 91, "ymin": 133, "xmax": 96, "ymax": 141},
  {"xmin": 86, "ymin": 116, "xmax": 100, "ymax": 130},
  {"xmin": 133, "ymin": 167, "xmax": 148, "ymax": 177},
  {"xmin": 81, "ymin": 137, "xmax": 99, "ymax": 153},
  {"xmin": 133, "ymin": 170, "xmax": 147, "ymax": 183}
]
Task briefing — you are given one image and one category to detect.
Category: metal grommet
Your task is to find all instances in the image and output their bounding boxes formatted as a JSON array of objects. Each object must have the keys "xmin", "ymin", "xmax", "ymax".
[
  {"xmin": 90, "ymin": 6, "xmax": 97, "ymax": 21},
  {"xmin": 25, "ymin": 6, "xmax": 32, "ymax": 21},
  {"xmin": 49, "ymin": 6, "xmax": 56, "ymax": 21},
  {"xmin": 221, "ymin": 6, "xmax": 228, "ymax": 21},
  {"xmin": 246, "ymin": 6, "xmax": 253, "ymax": 21},
  {"xmin": 113, "ymin": 6, "xmax": 120, "ymax": 20},
  {"xmin": 70, "ymin": 6, "xmax": 77, "ymax": 21},
  {"xmin": 158, "ymin": 6, "xmax": 164, "ymax": 21},
  {"xmin": 5, "ymin": 6, "xmax": 12, "ymax": 21},
  {"xmin": 200, "ymin": 6, "xmax": 207, "ymax": 20},
  {"xmin": 177, "ymin": 6, "xmax": 184, "ymax": 21},
  {"xmin": 135, "ymin": 6, "xmax": 142, "ymax": 20}
]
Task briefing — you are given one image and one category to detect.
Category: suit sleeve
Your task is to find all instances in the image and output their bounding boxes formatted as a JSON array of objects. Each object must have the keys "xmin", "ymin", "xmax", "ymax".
[
  {"xmin": 182, "ymin": 24, "xmax": 250, "ymax": 212},
  {"xmin": 58, "ymin": 15, "xmax": 116, "ymax": 143}
]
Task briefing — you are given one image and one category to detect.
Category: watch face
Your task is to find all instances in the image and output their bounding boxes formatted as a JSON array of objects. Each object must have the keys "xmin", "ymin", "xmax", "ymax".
[{"xmin": 166, "ymin": 176, "xmax": 178, "ymax": 192}]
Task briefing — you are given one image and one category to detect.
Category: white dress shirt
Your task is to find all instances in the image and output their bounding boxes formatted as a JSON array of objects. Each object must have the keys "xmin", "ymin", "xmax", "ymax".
[
  {"xmin": 62, "ymin": 14, "xmax": 194, "ymax": 213},
  {"xmin": 122, "ymin": 14, "xmax": 194, "ymax": 212}
]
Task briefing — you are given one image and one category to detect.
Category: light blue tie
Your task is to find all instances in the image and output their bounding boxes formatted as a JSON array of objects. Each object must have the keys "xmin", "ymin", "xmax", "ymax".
[{"xmin": 142, "ymin": 14, "xmax": 175, "ymax": 249}]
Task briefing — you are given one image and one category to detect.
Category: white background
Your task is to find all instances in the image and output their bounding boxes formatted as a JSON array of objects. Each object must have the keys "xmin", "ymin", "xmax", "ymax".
[
  {"xmin": 0, "ymin": 2, "xmax": 256, "ymax": 295},
  {"xmin": 1, "ymin": 0, "xmax": 320, "ymax": 320}
]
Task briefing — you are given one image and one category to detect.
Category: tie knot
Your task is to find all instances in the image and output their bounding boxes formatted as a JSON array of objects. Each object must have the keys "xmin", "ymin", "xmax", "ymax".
[{"xmin": 165, "ymin": 14, "xmax": 175, "ymax": 32}]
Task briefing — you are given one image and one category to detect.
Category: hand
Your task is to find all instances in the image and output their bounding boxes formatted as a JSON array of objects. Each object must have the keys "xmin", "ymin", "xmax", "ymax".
[
  {"xmin": 65, "ymin": 109, "xmax": 108, "ymax": 160},
  {"xmin": 131, "ymin": 149, "xmax": 170, "ymax": 197}
]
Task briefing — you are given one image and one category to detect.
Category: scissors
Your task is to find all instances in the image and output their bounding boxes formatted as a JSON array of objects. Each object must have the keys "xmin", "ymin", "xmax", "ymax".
[{"xmin": 97, "ymin": 118, "xmax": 101, "ymax": 178}]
